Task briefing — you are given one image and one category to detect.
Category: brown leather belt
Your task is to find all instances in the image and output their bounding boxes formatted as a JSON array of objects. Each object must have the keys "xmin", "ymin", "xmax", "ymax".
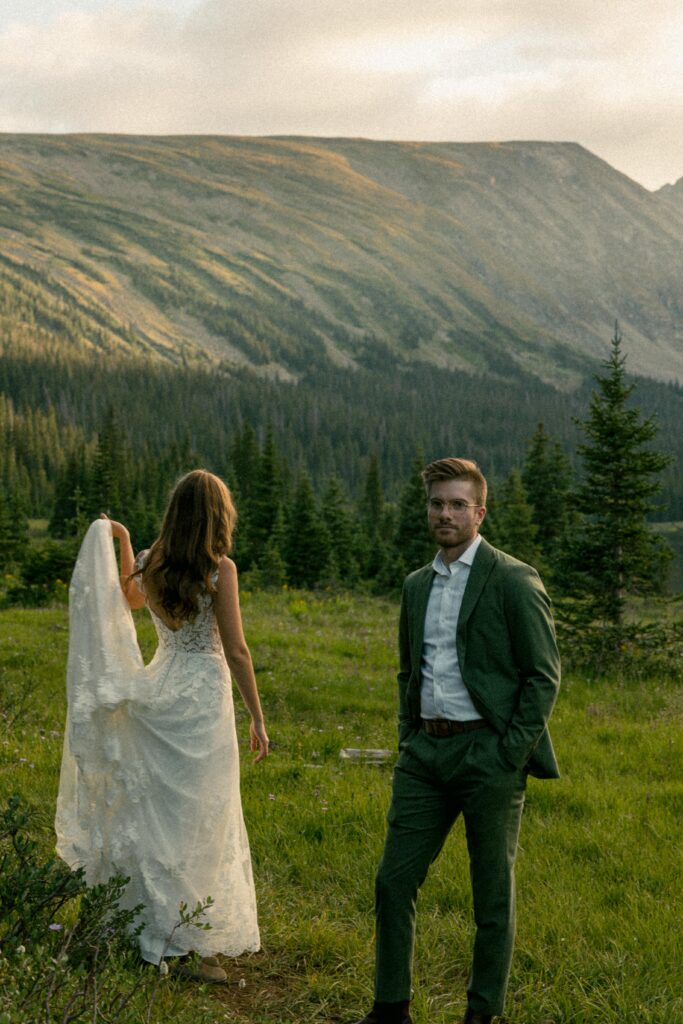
[{"xmin": 421, "ymin": 717, "xmax": 488, "ymax": 737}]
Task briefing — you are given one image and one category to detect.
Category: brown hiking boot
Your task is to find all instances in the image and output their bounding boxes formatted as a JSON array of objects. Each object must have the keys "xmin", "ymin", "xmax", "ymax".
[{"xmin": 171, "ymin": 956, "xmax": 227, "ymax": 983}]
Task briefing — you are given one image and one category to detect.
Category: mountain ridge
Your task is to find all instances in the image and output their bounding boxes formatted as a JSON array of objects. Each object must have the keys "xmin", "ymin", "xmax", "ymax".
[{"xmin": 1, "ymin": 134, "xmax": 682, "ymax": 387}]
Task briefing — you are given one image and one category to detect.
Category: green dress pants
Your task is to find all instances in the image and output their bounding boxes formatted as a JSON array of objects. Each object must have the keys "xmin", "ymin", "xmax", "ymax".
[{"xmin": 374, "ymin": 726, "xmax": 527, "ymax": 1017}]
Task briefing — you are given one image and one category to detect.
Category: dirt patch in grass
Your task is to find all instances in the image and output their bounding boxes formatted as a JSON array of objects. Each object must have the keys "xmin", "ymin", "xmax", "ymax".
[{"xmin": 206, "ymin": 949, "xmax": 343, "ymax": 1024}]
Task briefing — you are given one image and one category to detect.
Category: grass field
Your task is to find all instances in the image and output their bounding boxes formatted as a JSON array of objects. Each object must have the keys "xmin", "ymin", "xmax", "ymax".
[{"xmin": 1, "ymin": 590, "xmax": 682, "ymax": 1024}]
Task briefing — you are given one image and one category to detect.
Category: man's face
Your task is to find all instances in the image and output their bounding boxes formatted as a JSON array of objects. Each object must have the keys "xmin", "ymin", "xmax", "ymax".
[{"xmin": 427, "ymin": 478, "xmax": 486, "ymax": 560}]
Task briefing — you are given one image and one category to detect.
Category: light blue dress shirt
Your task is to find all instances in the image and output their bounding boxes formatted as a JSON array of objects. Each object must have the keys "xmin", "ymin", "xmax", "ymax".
[{"xmin": 420, "ymin": 534, "xmax": 482, "ymax": 721}]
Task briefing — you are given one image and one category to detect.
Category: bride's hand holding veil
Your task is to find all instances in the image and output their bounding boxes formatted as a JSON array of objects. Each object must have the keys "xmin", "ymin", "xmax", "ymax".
[
  {"xmin": 100, "ymin": 511, "xmax": 127, "ymax": 539},
  {"xmin": 99, "ymin": 513, "xmax": 145, "ymax": 609}
]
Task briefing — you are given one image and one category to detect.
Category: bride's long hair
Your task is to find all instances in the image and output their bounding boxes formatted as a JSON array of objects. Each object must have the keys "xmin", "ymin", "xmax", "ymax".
[{"xmin": 134, "ymin": 469, "xmax": 237, "ymax": 621}]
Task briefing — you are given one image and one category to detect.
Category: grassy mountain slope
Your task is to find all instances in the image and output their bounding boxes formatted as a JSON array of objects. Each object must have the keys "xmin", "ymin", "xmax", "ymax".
[{"xmin": 1, "ymin": 135, "xmax": 682, "ymax": 386}]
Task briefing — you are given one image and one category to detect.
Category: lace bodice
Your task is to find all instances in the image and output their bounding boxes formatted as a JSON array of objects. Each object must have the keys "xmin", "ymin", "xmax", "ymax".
[
  {"xmin": 135, "ymin": 551, "xmax": 223, "ymax": 655},
  {"xmin": 148, "ymin": 598, "xmax": 223, "ymax": 655}
]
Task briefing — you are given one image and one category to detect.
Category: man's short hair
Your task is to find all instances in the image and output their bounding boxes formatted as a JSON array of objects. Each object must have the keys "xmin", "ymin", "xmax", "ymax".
[{"xmin": 421, "ymin": 457, "xmax": 487, "ymax": 506}]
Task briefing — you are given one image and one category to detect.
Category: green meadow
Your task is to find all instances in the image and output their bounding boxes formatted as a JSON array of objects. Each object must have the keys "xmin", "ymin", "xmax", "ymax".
[{"xmin": 1, "ymin": 591, "xmax": 681, "ymax": 1024}]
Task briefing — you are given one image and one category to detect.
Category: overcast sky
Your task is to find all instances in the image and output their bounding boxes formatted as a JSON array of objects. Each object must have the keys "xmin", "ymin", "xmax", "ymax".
[{"xmin": 1, "ymin": 0, "xmax": 681, "ymax": 190}]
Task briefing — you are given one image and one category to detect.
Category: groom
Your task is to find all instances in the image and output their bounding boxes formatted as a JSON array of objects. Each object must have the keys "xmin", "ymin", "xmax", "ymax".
[{"xmin": 352, "ymin": 457, "xmax": 561, "ymax": 1024}]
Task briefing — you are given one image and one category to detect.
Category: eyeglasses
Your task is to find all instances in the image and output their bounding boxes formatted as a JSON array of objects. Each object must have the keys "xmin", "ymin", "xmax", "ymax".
[{"xmin": 427, "ymin": 498, "xmax": 481, "ymax": 515}]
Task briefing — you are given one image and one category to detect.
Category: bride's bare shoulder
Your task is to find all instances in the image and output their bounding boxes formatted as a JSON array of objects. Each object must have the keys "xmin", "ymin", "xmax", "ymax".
[{"xmin": 215, "ymin": 557, "xmax": 240, "ymax": 595}]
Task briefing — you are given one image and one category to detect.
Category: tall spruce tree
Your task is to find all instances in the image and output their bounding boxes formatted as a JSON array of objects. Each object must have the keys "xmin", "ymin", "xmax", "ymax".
[
  {"xmin": 522, "ymin": 422, "xmax": 573, "ymax": 577},
  {"xmin": 393, "ymin": 453, "xmax": 434, "ymax": 574},
  {"xmin": 284, "ymin": 471, "xmax": 331, "ymax": 588},
  {"xmin": 357, "ymin": 454, "xmax": 386, "ymax": 579},
  {"xmin": 249, "ymin": 425, "xmax": 285, "ymax": 558},
  {"xmin": 255, "ymin": 504, "xmax": 288, "ymax": 588},
  {"xmin": 49, "ymin": 448, "xmax": 89, "ymax": 538},
  {"xmin": 89, "ymin": 407, "xmax": 125, "ymax": 519},
  {"xmin": 228, "ymin": 422, "xmax": 263, "ymax": 569},
  {"xmin": 0, "ymin": 485, "xmax": 29, "ymax": 571},
  {"xmin": 574, "ymin": 325, "xmax": 672, "ymax": 625},
  {"xmin": 495, "ymin": 469, "xmax": 544, "ymax": 569},
  {"xmin": 359, "ymin": 454, "xmax": 383, "ymax": 528},
  {"xmin": 230, "ymin": 422, "xmax": 260, "ymax": 505},
  {"xmin": 479, "ymin": 485, "xmax": 501, "ymax": 548},
  {"xmin": 321, "ymin": 475, "xmax": 358, "ymax": 584}
]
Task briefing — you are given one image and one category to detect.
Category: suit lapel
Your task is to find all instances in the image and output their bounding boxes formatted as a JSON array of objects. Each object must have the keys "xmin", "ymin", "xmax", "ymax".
[
  {"xmin": 457, "ymin": 537, "xmax": 496, "ymax": 631},
  {"xmin": 410, "ymin": 566, "xmax": 435, "ymax": 674}
]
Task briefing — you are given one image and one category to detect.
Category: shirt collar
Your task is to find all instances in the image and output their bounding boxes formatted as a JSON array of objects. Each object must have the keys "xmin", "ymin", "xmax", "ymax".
[{"xmin": 432, "ymin": 533, "xmax": 482, "ymax": 576}]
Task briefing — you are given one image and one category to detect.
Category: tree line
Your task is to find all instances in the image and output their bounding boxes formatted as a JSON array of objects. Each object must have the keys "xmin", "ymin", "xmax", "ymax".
[
  {"xmin": 2, "ymin": 306, "xmax": 683, "ymax": 520},
  {"xmin": 1, "ymin": 329, "xmax": 674, "ymax": 634}
]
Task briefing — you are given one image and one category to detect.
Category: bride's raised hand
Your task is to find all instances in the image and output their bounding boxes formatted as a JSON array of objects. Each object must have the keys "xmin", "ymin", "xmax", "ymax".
[
  {"xmin": 100, "ymin": 513, "xmax": 129, "ymax": 541},
  {"xmin": 249, "ymin": 718, "xmax": 269, "ymax": 763}
]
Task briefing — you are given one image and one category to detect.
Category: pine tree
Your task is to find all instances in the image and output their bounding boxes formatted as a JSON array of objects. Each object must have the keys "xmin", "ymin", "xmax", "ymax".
[
  {"xmin": 522, "ymin": 422, "xmax": 574, "ymax": 576},
  {"xmin": 359, "ymin": 454, "xmax": 384, "ymax": 529},
  {"xmin": 495, "ymin": 468, "xmax": 544, "ymax": 569},
  {"xmin": 228, "ymin": 422, "xmax": 263, "ymax": 569},
  {"xmin": 284, "ymin": 472, "xmax": 331, "ymax": 588},
  {"xmin": 321, "ymin": 475, "xmax": 358, "ymax": 584},
  {"xmin": 66, "ymin": 485, "xmax": 90, "ymax": 542},
  {"xmin": 127, "ymin": 489, "xmax": 159, "ymax": 551},
  {"xmin": 249, "ymin": 425, "xmax": 285, "ymax": 558},
  {"xmin": 230, "ymin": 422, "xmax": 260, "ymax": 506},
  {"xmin": 89, "ymin": 407, "xmax": 124, "ymax": 519},
  {"xmin": 574, "ymin": 325, "xmax": 672, "ymax": 625},
  {"xmin": 49, "ymin": 449, "xmax": 89, "ymax": 538},
  {"xmin": 256, "ymin": 504, "xmax": 289, "ymax": 588},
  {"xmin": 393, "ymin": 453, "xmax": 434, "ymax": 573},
  {"xmin": 0, "ymin": 486, "xmax": 28, "ymax": 571},
  {"xmin": 479, "ymin": 485, "xmax": 501, "ymax": 548},
  {"xmin": 356, "ymin": 454, "xmax": 386, "ymax": 579}
]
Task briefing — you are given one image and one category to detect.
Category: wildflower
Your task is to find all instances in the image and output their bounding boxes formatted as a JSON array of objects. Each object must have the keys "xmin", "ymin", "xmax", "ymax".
[
  {"xmin": 159, "ymin": 960, "xmax": 169, "ymax": 977},
  {"xmin": 48, "ymin": 924, "xmax": 63, "ymax": 932},
  {"xmin": 16, "ymin": 945, "xmax": 26, "ymax": 955},
  {"xmin": 268, "ymin": 793, "xmax": 276, "ymax": 800}
]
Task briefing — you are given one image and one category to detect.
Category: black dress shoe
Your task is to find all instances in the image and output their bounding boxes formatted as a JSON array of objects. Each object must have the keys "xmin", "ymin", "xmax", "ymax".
[
  {"xmin": 351, "ymin": 1000, "xmax": 413, "ymax": 1024},
  {"xmin": 462, "ymin": 1010, "xmax": 493, "ymax": 1024}
]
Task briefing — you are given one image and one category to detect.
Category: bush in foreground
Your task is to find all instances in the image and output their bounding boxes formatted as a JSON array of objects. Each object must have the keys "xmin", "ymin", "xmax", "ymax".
[{"xmin": 0, "ymin": 795, "xmax": 216, "ymax": 1024}]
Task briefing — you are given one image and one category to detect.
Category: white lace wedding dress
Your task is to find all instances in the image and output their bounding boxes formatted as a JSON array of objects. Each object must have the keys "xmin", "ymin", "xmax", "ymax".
[{"xmin": 55, "ymin": 519, "xmax": 260, "ymax": 964}]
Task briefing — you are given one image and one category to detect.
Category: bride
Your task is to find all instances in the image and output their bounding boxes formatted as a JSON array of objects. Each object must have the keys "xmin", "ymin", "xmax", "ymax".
[{"xmin": 55, "ymin": 469, "xmax": 268, "ymax": 982}]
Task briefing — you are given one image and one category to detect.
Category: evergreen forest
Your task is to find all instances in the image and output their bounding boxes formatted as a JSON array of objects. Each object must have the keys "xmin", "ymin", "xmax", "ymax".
[{"xmin": 2, "ymin": 321, "xmax": 681, "ymax": 609}]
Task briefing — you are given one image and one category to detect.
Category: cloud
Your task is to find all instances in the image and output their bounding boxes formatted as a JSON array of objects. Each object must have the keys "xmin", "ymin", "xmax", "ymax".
[{"xmin": 0, "ymin": 0, "xmax": 681, "ymax": 188}]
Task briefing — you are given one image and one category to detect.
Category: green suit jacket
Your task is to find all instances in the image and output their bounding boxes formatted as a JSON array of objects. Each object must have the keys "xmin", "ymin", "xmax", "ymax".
[{"xmin": 397, "ymin": 537, "xmax": 561, "ymax": 779}]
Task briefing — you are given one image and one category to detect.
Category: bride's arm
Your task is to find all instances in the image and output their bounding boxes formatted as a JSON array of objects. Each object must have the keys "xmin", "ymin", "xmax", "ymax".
[
  {"xmin": 100, "ymin": 514, "xmax": 146, "ymax": 610},
  {"xmin": 214, "ymin": 556, "xmax": 269, "ymax": 763}
]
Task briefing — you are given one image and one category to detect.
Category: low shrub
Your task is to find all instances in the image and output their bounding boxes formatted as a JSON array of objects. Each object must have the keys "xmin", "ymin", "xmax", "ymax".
[
  {"xmin": 555, "ymin": 599, "xmax": 683, "ymax": 682},
  {"xmin": 0, "ymin": 794, "xmax": 214, "ymax": 1024}
]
